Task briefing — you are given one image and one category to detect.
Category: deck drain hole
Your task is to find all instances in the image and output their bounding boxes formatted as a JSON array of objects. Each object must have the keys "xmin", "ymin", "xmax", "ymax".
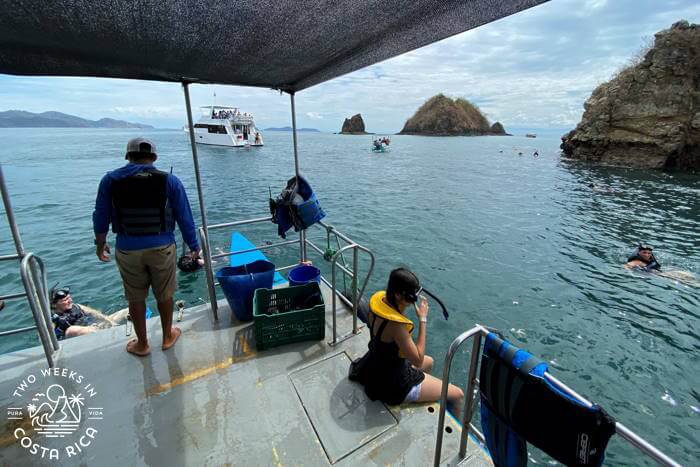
[
  {"xmin": 445, "ymin": 426, "xmax": 453, "ymax": 434},
  {"xmin": 428, "ymin": 406, "xmax": 435, "ymax": 413}
]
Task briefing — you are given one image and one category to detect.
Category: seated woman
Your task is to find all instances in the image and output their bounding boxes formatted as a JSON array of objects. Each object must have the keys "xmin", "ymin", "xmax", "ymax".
[{"xmin": 350, "ymin": 268, "xmax": 464, "ymax": 412}]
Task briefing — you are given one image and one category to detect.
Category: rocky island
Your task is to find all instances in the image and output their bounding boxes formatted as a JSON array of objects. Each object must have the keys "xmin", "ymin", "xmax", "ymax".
[
  {"xmin": 561, "ymin": 21, "xmax": 699, "ymax": 171},
  {"xmin": 399, "ymin": 94, "xmax": 508, "ymax": 136},
  {"xmin": 340, "ymin": 114, "xmax": 370, "ymax": 134}
]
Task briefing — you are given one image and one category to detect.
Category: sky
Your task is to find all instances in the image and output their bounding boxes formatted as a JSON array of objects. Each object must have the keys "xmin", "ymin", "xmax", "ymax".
[{"xmin": 0, "ymin": 0, "xmax": 698, "ymax": 134}]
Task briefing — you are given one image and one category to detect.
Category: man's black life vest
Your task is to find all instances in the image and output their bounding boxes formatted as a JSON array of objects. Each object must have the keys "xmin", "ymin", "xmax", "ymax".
[
  {"xmin": 111, "ymin": 169, "xmax": 175, "ymax": 236},
  {"xmin": 627, "ymin": 250, "xmax": 661, "ymax": 271}
]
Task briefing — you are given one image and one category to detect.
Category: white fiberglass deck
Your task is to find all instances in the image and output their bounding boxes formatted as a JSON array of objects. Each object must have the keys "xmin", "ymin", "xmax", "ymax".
[{"xmin": 0, "ymin": 282, "xmax": 491, "ymax": 466}]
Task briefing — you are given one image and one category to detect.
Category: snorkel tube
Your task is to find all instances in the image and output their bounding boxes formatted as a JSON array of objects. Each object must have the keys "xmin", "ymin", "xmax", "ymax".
[{"xmin": 420, "ymin": 288, "xmax": 449, "ymax": 320}]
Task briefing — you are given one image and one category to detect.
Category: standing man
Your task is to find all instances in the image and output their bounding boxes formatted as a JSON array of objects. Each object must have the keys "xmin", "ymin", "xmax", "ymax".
[{"xmin": 93, "ymin": 137, "xmax": 200, "ymax": 356}]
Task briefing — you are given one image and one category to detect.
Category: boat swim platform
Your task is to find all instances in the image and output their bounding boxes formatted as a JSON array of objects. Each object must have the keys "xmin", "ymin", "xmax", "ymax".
[{"xmin": 0, "ymin": 282, "xmax": 492, "ymax": 466}]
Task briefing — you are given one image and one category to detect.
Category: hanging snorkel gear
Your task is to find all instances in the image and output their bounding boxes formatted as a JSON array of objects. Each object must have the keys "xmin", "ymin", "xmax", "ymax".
[
  {"xmin": 269, "ymin": 176, "xmax": 326, "ymax": 239},
  {"xmin": 177, "ymin": 241, "xmax": 202, "ymax": 273}
]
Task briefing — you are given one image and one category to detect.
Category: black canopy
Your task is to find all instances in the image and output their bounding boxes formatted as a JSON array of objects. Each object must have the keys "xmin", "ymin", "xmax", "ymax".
[{"xmin": 0, "ymin": 0, "xmax": 547, "ymax": 91}]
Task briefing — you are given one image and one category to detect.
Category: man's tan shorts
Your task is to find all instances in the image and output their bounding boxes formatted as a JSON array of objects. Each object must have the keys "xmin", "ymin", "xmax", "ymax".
[{"xmin": 115, "ymin": 243, "xmax": 176, "ymax": 302}]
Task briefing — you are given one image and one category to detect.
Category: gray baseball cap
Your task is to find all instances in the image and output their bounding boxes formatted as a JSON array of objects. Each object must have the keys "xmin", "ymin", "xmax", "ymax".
[{"xmin": 125, "ymin": 137, "xmax": 157, "ymax": 159}]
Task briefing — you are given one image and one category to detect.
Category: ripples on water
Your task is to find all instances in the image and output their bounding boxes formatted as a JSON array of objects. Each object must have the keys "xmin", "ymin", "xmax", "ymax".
[{"xmin": 0, "ymin": 128, "xmax": 698, "ymax": 464}]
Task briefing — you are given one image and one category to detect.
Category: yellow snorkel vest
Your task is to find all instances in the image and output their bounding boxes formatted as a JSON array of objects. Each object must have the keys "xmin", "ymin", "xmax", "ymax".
[{"xmin": 369, "ymin": 291, "xmax": 414, "ymax": 333}]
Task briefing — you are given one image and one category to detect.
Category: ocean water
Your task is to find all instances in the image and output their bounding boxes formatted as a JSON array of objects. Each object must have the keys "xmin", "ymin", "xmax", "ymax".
[{"xmin": 1, "ymin": 128, "xmax": 698, "ymax": 464}]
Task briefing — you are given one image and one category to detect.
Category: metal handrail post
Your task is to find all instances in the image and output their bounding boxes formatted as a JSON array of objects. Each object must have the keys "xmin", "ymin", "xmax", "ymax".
[
  {"xmin": 434, "ymin": 325, "xmax": 488, "ymax": 466},
  {"xmin": 20, "ymin": 254, "xmax": 55, "ymax": 367},
  {"xmin": 0, "ymin": 164, "xmax": 26, "ymax": 257},
  {"xmin": 459, "ymin": 332, "xmax": 483, "ymax": 458},
  {"xmin": 198, "ymin": 227, "xmax": 218, "ymax": 320},
  {"xmin": 330, "ymin": 244, "xmax": 357, "ymax": 345},
  {"xmin": 28, "ymin": 255, "xmax": 59, "ymax": 350},
  {"xmin": 183, "ymin": 82, "xmax": 218, "ymax": 320},
  {"xmin": 289, "ymin": 92, "xmax": 306, "ymax": 262},
  {"xmin": 351, "ymin": 247, "xmax": 359, "ymax": 333},
  {"xmin": 353, "ymin": 244, "xmax": 375, "ymax": 311}
]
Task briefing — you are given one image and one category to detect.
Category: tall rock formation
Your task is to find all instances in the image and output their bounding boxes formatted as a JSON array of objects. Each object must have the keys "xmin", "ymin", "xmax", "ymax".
[
  {"xmin": 340, "ymin": 114, "xmax": 368, "ymax": 134},
  {"xmin": 561, "ymin": 21, "xmax": 700, "ymax": 171},
  {"xmin": 490, "ymin": 122, "xmax": 508, "ymax": 135},
  {"xmin": 399, "ymin": 94, "xmax": 507, "ymax": 136}
]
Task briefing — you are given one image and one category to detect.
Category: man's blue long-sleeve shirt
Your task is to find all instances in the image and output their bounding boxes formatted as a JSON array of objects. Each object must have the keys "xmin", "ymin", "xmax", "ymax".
[{"xmin": 93, "ymin": 163, "xmax": 200, "ymax": 252}]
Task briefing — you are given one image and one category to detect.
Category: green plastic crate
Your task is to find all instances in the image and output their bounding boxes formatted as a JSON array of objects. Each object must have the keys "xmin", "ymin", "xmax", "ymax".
[{"xmin": 253, "ymin": 282, "xmax": 325, "ymax": 351}]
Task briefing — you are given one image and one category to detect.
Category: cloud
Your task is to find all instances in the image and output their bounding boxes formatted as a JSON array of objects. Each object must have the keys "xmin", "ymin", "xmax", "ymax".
[
  {"xmin": 305, "ymin": 112, "xmax": 323, "ymax": 120},
  {"xmin": 110, "ymin": 106, "xmax": 182, "ymax": 118}
]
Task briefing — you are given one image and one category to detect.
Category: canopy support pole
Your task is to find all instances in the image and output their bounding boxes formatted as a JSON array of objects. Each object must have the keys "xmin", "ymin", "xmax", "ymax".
[
  {"xmin": 183, "ymin": 82, "xmax": 218, "ymax": 320},
  {"xmin": 290, "ymin": 92, "xmax": 307, "ymax": 262}
]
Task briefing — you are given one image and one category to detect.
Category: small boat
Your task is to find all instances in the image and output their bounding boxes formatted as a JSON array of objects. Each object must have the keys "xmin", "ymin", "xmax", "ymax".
[
  {"xmin": 371, "ymin": 136, "xmax": 391, "ymax": 152},
  {"xmin": 525, "ymin": 133, "xmax": 537, "ymax": 138},
  {"xmin": 188, "ymin": 105, "xmax": 264, "ymax": 147}
]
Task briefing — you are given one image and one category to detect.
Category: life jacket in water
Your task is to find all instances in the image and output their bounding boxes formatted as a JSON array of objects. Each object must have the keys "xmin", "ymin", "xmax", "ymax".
[
  {"xmin": 52, "ymin": 305, "xmax": 95, "ymax": 340},
  {"xmin": 480, "ymin": 333, "xmax": 616, "ymax": 467},
  {"xmin": 111, "ymin": 169, "xmax": 174, "ymax": 236},
  {"xmin": 627, "ymin": 248, "xmax": 661, "ymax": 272},
  {"xmin": 269, "ymin": 176, "xmax": 325, "ymax": 238}
]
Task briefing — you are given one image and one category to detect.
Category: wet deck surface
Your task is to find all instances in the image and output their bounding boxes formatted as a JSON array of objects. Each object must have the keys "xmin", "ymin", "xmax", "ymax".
[{"xmin": 0, "ymin": 283, "xmax": 491, "ymax": 466}]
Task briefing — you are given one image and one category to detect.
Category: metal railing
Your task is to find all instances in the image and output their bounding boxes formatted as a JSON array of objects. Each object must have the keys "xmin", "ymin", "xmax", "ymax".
[
  {"xmin": 198, "ymin": 215, "xmax": 375, "ymax": 343},
  {"xmin": 306, "ymin": 220, "xmax": 375, "ymax": 345},
  {"xmin": 433, "ymin": 325, "xmax": 681, "ymax": 467},
  {"xmin": 1, "ymin": 165, "xmax": 59, "ymax": 367}
]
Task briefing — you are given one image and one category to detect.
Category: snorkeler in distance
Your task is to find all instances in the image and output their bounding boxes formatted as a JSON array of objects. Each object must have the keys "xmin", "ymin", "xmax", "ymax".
[
  {"xmin": 625, "ymin": 244, "xmax": 661, "ymax": 271},
  {"xmin": 624, "ymin": 245, "xmax": 699, "ymax": 286}
]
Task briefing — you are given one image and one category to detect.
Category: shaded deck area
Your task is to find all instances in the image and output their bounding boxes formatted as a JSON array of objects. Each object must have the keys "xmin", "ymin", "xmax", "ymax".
[{"xmin": 0, "ymin": 283, "xmax": 491, "ymax": 466}]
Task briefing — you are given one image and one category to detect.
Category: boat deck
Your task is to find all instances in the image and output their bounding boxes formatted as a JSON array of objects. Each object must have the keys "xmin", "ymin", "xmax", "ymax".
[{"xmin": 0, "ymin": 282, "xmax": 491, "ymax": 466}]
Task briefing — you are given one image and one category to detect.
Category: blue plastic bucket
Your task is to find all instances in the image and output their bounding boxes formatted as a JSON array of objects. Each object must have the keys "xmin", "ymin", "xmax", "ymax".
[
  {"xmin": 288, "ymin": 264, "xmax": 321, "ymax": 287},
  {"xmin": 216, "ymin": 260, "xmax": 275, "ymax": 321}
]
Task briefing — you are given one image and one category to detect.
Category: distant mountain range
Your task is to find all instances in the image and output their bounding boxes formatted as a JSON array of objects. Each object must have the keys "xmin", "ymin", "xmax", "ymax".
[
  {"xmin": 0, "ymin": 110, "xmax": 153, "ymax": 128},
  {"xmin": 264, "ymin": 126, "xmax": 320, "ymax": 132}
]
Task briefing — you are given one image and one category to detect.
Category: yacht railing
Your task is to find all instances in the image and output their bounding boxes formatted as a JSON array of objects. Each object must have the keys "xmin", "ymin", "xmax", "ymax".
[
  {"xmin": 0, "ymin": 165, "xmax": 59, "ymax": 367},
  {"xmin": 198, "ymin": 216, "xmax": 375, "ymax": 342},
  {"xmin": 433, "ymin": 325, "xmax": 682, "ymax": 467}
]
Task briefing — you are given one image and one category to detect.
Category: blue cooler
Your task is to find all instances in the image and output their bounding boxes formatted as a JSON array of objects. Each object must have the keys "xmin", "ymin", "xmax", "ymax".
[
  {"xmin": 216, "ymin": 260, "xmax": 275, "ymax": 321},
  {"xmin": 287, "ymin": 264, "xmax": 321, "ymax": 287}
]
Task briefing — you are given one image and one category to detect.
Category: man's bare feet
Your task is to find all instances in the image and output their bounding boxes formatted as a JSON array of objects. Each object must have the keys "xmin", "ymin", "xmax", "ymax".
[
  {"xmin": 162, "ymin": 326, "xmax": 181, "ymax": 351},
  {"xmin": 126, "ymin": 338, "xmax": 151, "ymax": 356}
]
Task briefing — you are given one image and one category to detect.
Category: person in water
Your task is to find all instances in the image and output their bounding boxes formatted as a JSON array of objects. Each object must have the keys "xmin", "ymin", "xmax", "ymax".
[
  {"xmin": 51, "ymin": 286, "xmax": 97, "ymax": 339},
  {"xmin": 349, "ymin": 268, "xmax": 464, "ymax": 412},
  {"xmin": 93, "ymin": 137, "xmax": 200, "ymax": 356},
  {"xmin": 625, "ymin": 244, "xmax": 661, "ymax": 271},
  {"xmin": 50, "ymin": 286, "xmax": 129, "ymax": 339}
]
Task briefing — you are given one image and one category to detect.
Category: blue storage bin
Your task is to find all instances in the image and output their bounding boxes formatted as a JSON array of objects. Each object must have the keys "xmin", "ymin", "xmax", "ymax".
[
  {"xmin": 287, "ymin": 264, "xmax": 321, "ymax": 287},
  {"xmin": 216, "ymin": 260, "xmax": 275, "ymax": 321}
]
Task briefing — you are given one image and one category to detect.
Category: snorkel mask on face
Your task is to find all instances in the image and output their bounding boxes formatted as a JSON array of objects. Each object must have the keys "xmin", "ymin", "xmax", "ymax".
[
  {"xmin": 50, "ymin": 285, "xmax": 71, "ymax": 304},
  {"xmin": 404, "ymin": 286, "xmax": 423, "ymax": 303}
]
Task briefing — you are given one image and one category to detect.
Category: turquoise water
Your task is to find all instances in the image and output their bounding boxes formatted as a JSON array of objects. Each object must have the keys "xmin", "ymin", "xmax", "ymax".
[{"xmin": 1, "ymin": 129, "xmax": 698, "ymax": 464}]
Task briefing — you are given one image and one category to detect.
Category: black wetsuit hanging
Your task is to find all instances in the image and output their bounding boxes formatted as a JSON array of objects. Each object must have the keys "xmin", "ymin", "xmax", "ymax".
[{"xmin": 479, "ymin": 333, "xmax": 616, "ymax": 466}]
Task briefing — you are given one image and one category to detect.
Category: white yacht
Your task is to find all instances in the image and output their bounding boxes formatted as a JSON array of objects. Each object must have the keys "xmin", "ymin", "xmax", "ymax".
[{"xmin": 190, "ymin": 106, "xmax": 263, "ymax": 147}]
